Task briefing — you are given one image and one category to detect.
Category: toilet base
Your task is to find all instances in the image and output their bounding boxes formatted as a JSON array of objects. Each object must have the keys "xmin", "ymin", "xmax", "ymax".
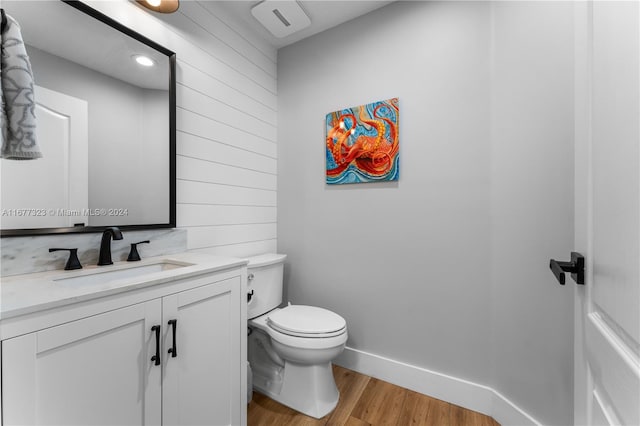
[{"xmin": 254, "ymin": 360, "xmax": 339, "ymax": 419}]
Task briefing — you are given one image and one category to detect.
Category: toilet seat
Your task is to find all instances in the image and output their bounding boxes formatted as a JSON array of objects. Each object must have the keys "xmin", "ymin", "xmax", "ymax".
[
  {"xmin": 267, "ymin": 305, "xmax": 346, "ymax": 338},
  {"xmin": 249, "ymin": 307, "xmax": 348, "ymax": 350}
]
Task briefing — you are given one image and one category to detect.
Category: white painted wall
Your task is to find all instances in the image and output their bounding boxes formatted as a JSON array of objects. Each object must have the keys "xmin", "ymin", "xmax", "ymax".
[
  {"xmin": 277, "ymin": 2, "xmax": 574, "ymax": 425},
  {"xmin": 279, "ymin": 0, "xmax": 492, "ymax": 383},
  {"xmin": 490, "ymin": 2, "xmax": 575, "ymax": 424}
]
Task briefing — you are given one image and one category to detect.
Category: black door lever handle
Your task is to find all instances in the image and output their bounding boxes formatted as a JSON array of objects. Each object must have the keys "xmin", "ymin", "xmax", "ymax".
[{"xmin": 549, "ymin": 252, "xmax": 585, "ymax": 285}]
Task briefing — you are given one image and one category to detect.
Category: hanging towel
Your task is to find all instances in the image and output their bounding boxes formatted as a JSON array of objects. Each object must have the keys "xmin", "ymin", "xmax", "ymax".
[{"xmin": 1, "ymin": 10, "xmax": 41, "ymax": 160}]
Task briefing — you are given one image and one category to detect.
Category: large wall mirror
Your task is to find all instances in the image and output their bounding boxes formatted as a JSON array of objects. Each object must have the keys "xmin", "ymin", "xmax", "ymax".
[{"xmin": 1, "ymin": 0, "xmax": 176, "ymax": 237}]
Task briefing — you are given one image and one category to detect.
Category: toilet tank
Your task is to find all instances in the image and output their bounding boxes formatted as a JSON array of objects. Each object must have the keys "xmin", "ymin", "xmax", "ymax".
[{"xmin": 246, "ymin": 253, "xmax": 287, "ymax": 319}]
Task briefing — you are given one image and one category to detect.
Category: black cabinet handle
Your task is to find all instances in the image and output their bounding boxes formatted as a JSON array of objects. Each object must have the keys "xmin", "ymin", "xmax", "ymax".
[
  {"xmin": 549, "ymin": 252, "xmax": 585, "ymax": 285},
  {"xmin": 168, "ymin": 319, "xmax": 177, "ymax": 358},
  {"xmin": 151, "ymin": 325, "xmax": 161, "ymax": 366}
]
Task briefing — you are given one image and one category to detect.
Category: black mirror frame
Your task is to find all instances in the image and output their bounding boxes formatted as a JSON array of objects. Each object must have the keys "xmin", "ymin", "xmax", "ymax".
[{"xmin": 1, "ymin": 0, "xmax": 176, "ymax": 238}]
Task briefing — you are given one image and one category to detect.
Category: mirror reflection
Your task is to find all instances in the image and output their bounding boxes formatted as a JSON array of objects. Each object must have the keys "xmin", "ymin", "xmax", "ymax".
[{"xmin": 1, "ymin": 1, "xmax": 175, "ymax": 234}]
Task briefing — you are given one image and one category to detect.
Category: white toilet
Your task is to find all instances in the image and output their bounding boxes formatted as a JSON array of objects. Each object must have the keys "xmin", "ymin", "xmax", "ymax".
[{"xmin": 246, "ymin": 253, "xmax": 348, "ymax": 419}]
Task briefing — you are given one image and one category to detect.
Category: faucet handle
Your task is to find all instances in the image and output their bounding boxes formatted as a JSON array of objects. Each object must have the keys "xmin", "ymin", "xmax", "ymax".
[
  {"xmin": 49, "ymin": 248, "xmax": 83, "ymax": 270},
  {"xmin": 127, "ymin": 240, "xmax": 150, "ymax": 262}
]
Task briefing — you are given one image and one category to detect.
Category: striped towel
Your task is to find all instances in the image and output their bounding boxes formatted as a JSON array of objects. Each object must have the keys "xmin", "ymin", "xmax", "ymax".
[{"xmin": 1, "ymin": 10, "xmax": 42, "ymax": 160}]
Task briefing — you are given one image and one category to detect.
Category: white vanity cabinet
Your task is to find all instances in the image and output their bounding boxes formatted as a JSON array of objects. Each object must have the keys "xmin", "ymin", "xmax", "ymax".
[
  {"xmin": 2, "ymin": 299, "xmax": 164, "ymax": 425},
  {"xmin": 0, "ymin": 258, "xmax": 247, "ymax": 426}
]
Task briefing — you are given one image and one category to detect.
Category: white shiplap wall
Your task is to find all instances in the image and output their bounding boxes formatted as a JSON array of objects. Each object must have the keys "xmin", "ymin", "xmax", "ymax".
[{"xmin": 89, "ymin": 0, "xmax": 278, "ymax": 257}]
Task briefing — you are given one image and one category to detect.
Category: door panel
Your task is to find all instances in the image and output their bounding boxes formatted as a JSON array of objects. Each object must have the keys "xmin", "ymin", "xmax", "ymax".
[
  {"xmin": 586, "ymin": 314, "xmax": 639, "ymax": 425},
  {"xmin": 2, "ymin": 300, "xmax": 162, "ymax": 426},
  {"xmin": 162, "ymin": 277, "xmax": 241, "ymax": 426},
  {"xmin": 0, "ymin": 85, "xmax": 88, "ymax": 229},
  {"xmin": 591, "ymin": 0, "xmax": 640, "ymax": 343},
  {"xmin": 575, "ymin": 1, "xmax": 640, "ymax": 425}
]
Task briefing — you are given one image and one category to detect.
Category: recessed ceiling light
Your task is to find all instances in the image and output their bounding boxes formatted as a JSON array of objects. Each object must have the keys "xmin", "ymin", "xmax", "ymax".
[{"xmin": 133, "ymin": 55, "xmax": 155, "ymax": 67}]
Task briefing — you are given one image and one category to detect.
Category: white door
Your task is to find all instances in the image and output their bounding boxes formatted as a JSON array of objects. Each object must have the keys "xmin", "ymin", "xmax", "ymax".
[
  {"xmin": 574, "ymin": 2, "xmax": 640, "ymax": 425},
  {"xmin": 162, "ymin": 277, "xmax": 242, "ymax": 426},
  {"xmin": 0, "ymin": 85, "xmax": 88, "ymax": 229},
  {"xmin": 1, "ymin": 300, "xmax": 162, "ymax": 426}
]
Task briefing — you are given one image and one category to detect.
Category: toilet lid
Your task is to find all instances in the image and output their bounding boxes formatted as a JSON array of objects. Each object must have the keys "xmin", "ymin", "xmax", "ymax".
[{"xmin": 267, "ymin": 305, "xmax": 346, "ymax": 337}]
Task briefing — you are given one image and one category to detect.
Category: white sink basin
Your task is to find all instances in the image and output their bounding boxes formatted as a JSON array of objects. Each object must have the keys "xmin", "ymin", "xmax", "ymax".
[{"xmin": 53, "ymin": 261, "xmax": 192, "ymax": 287}]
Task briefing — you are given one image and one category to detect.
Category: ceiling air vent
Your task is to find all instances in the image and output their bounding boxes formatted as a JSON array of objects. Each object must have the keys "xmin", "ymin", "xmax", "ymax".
[{"xmin": 251, "ymin": 0, "xmax": 311, "ymax": 38}]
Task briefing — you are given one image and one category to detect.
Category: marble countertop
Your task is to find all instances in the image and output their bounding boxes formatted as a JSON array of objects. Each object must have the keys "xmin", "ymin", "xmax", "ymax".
[{"xmin": 0, "ymin": 252, "xmax": 247, "ymax": 320}]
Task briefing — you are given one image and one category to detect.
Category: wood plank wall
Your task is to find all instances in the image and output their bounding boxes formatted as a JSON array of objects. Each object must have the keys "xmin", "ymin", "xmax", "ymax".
[{"xmin": 92, "ymin": 0, "xmax": 278, "ymax": 257}]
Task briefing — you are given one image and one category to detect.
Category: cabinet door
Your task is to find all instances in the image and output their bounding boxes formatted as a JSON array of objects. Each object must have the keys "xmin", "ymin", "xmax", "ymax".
[
  {"xmin": 2, "ymin": 299, "xmax": 162, "ymax": 426},
  {"xmin": 162, "ymin": 277, "xmax": 242, "ymax": 426}
]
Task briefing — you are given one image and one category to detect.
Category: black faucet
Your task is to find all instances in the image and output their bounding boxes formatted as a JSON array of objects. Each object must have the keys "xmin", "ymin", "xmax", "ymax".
[{"xmin": 97, "ymin": 227, "xmax": 123, "ymax": 266}]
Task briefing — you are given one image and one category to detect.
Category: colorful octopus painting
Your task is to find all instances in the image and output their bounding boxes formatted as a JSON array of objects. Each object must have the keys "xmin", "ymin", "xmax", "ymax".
[{"xmin": 325, "ymin": 98, "xmax": 399, "ymax": 184}]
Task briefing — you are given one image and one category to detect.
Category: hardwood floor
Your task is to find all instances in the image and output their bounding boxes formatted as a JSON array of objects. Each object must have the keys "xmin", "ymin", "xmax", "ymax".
[{"xmin": 248, "ymin": 365, "xmax": 500, "ymax": 426}]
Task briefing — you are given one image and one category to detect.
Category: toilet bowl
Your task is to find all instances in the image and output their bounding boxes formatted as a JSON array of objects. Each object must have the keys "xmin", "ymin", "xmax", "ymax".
[{"xmin": 246, "ymin": 254, "xmax": 348, "ymax": 418}]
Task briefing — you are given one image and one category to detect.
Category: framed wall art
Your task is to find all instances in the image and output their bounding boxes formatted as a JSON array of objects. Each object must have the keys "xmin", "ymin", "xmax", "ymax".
[{"xmin": 325, "ymin": 98, "xmax": 399, "ymax": 184}]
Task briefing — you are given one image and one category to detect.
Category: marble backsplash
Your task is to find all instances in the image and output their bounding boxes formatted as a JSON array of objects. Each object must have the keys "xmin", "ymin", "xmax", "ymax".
[{"xmin": 1, "ymin": 228, "xmax": 187, "ymax": 277}]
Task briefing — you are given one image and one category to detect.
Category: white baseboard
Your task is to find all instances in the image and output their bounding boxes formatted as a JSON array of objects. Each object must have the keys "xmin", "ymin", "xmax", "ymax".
[{"xmin": 334, "ymin": 346, "xmax": 541, "ymax": 426}]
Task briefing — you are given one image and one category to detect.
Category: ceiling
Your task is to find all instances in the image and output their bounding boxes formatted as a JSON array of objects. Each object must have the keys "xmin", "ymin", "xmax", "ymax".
[
  {"xmin": 212, "ymin": 1, "xmax": 396, "ymax": 49},
  {"xmin": 4, "ymin": 1, "xmax": 169, "ymax": 90},
  {"xmin": 3, "ymin": 0, "xmax": 393, "ymax": 87}
]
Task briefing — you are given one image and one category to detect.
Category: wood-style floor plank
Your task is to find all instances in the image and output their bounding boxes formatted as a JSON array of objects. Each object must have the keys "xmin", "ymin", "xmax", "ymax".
[
  {"xmin": 449, "ymin": 403, "xmax": 467, "ymax": 426},
  {"xmin": 424, "ymin": 398, "xmax": 451, "ymax": 426},
  {"xmin": 396, "ymin": 390, "xmax": 432, "ymax": 425},
  {"xmin": 343, "ymin": 377, "xmax": 408, "ymax": 425},
  {"xmin": 247, "ymin": 365, "xmax": 500, "ymax": 426},
  {"xmin": 450, "ymin": 403, "xmax": 496, "ymax": 426},
  {"xmin": 248, "ymin": 392, "xmax": 304, "ymax": 426},
  {"xmin": 325, "ymin": 365, "xmax": 371, "ymax": 425},
  {"xmin": 284, "ymin": 414, "xmax": 326, "ymax": 426},
  {"xmin": 344, "ymin": 416, "xmax": 371, "ymax": 426}
]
